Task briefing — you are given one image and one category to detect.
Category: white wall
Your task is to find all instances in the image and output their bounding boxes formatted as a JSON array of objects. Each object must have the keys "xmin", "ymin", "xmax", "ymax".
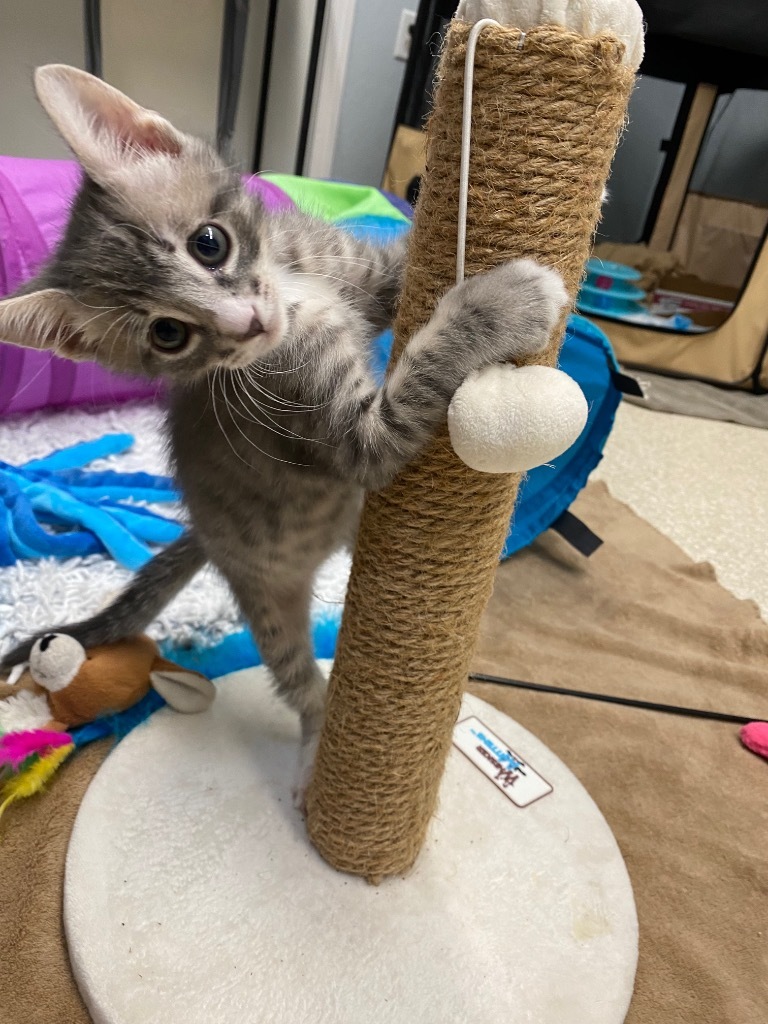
[
  {"xmin": 101, "ymin": 0, "xmax": 223, "ymax": 141},
  {"xmin": 304, "ymin": 0, "xmax": 357, "ymax": 179},
  {"xmin": 232, "ymin": 1, "xmax": 270, "ymax": 171},
  {"xmin": 0, "ymin": 0, "xmax": 84, "ymax": 159},
  {"xmin": 0, "ymin": 0, "xmax": 403, "ymax": 184},
  {"xmin": 0, "ymin": 1, "xmax": 284, "ymax": 174},
  {"xmin": 329, "ymin": 0, "xmax": 409, "ymax": 186},
  {"xmin": 104, "ymin": 0, "xmax": 319, "ymax": 175},
  {"xmin": 103, "ymin": 0, "xmax": 270, "ymax": 171},
  {"xmin": 258, "ymin": 0, "xmax": 317, "ymax": 173}
]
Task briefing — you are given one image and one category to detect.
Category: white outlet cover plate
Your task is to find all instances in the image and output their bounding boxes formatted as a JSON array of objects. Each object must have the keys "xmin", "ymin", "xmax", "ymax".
[{"xmin": 394, "ymin": 8, "xmax": 417, "ymax": 61}]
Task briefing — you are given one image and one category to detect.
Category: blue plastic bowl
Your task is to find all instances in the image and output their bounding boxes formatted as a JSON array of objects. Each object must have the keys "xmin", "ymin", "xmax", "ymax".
[{"xmin": 585, "ymin": 258, "xmax": 642, "ymax": 286}]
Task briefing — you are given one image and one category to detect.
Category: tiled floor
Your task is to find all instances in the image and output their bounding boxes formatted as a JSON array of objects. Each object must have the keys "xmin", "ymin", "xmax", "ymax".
[{"xmin": 594, "ymin": 402, "xmax": 768, "ymax": 619}]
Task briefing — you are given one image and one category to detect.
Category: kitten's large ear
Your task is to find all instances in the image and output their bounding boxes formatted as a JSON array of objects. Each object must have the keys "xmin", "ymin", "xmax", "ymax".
[
  {"xmin": 0, "ymin": 290, "xmax": 94, "ymax": 361},
  {"xmin": 34, "ymin": 64, "xmax": 185, "ymax": 182}
]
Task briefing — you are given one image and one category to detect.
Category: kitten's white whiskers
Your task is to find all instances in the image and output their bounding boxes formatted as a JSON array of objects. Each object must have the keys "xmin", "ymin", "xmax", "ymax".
[
  {"xmin": 218, "ymin": 372, "xmax": 308, "ymax": 468},
  {"xmin": 247, "ymin": 357, "xmax": 311, "ymax": 376},
  {"xmin": 242, "ymin": 366, "xmax": 328, "ymax": 412},
  {"xmin": 232, "ymin": 370, "xmax": 331, "ymax": 447},
  {"xmin": 209, "ymin": 368, "xmax": 257, "ymax": 470},
  {"xmin": 280, "ymin": 264, "xmax": 388, "ymax": 311},
  {"xmin": 75, "ymin": 301, "xmax": 129, "ymax": 311},
  {"xmin": 101, "ymin": 310, "xmax": 135, "ymax": 365}
]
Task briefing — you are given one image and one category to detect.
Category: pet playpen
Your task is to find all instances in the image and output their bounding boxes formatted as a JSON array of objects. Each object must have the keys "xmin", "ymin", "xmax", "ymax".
[
  {"xmin": 389, "ymin": 0, "xmax": 768, "ymax": 392},
  {"xmin": 593, "ymin": 2, "xmax": 768, "ymax": 392}
]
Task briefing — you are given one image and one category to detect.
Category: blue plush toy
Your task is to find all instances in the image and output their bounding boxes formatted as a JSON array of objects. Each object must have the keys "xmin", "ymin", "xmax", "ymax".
[{"xmin": 0, "ymin": 433, "xmax": 183, "ymax": 570}]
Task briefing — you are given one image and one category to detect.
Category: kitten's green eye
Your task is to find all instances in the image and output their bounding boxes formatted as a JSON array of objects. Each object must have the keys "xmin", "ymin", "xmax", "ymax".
[
  {"xmin": 151, "ymin": 318, "xmax": 189, "ymax": 352},
  {"xmin": 188, "ymin": 224, "xmax": 230, "ymax": 268}
]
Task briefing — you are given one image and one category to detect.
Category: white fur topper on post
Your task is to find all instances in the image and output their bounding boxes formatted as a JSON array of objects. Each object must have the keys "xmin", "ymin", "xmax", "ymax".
[{"xmin": 456, "ymin": 0, "xmax": 644, "ymax": 68}]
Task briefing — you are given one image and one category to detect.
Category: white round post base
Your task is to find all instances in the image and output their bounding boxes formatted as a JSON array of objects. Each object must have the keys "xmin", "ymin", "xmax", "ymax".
[{"xmin": 64, "ymin": 665, "xmax": 638, "ymax": 1024}]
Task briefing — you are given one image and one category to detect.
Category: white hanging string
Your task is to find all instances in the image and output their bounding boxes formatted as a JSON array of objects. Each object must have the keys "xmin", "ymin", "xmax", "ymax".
[
  {"xmin": 456, "ymin": 18, "xmax": 500, "ymax": 284},
  {"xmin": 457, "ymin": 19, "xmax": 526, "ymax": 285}
]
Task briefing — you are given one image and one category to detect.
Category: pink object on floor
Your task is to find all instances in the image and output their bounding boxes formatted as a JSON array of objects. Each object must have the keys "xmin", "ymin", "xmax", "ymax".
[{"xmin": 739, "ymin": 722, "xmax": 768, "ymax": 761}]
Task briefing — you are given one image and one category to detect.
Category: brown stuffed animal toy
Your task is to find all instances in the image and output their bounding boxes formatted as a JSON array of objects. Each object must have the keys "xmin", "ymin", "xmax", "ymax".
[
  {"xmin": 0, "ymin": 634, "xmax": 214, "ymax": 817},
  {"xmin": 0, "ymin": 633, "xmax": 214, "ymax": 734}
]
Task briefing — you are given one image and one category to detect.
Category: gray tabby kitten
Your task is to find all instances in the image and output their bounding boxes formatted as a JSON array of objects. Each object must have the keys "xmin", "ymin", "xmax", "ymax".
[{"xmin": 0, "ymin": 66, "xmax": 568, "ymax": 794}]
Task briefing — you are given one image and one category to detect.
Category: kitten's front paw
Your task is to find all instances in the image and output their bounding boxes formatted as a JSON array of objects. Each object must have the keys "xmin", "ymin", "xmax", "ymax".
[
  {"xmin": 492, "ymin": 258, "xmax": 570, "ymax": 343},
  {"xmin": 449, "ymin": 258, "xmax": 570, "ymax": 362}
]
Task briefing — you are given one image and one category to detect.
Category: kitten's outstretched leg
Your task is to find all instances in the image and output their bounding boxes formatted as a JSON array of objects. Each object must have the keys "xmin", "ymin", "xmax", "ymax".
[
  {"xmin": 1, "ymin": 532, "xmax": 206, "ymax": 668},
  {"xmin": 223, "ymin": 569, "xmax": 326, "ymax": 809},
  {"xmin": 323, "ymin": 258, "xmax": 569, "ymax": 490}
]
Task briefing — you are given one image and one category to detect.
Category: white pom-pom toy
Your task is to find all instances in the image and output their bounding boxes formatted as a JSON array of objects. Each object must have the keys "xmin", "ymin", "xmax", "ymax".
[{"xmin": 448, "ymin": 363, "xmax": 588, "ymax": 473}]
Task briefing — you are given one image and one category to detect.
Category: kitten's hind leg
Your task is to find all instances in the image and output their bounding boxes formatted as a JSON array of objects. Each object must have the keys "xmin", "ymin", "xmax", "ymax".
[{"xmin": 225, "ymin": 571, "xmax": 326, "ymax": 810}]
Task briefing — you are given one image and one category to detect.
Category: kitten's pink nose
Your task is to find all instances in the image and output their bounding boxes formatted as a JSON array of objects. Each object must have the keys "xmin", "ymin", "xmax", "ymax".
[
  {"xmin": 214, "ymin": 300, "xmax": 264, "ymax": 339},
  {"xmin": 244, "ymin": 313, "xmax": 264, "ymax": 340}
]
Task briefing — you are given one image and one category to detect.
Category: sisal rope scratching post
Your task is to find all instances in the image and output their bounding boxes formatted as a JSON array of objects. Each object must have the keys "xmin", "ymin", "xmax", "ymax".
[{"xmin": 306, "ymin": 10, "xmax": 637, "ymax": 882}]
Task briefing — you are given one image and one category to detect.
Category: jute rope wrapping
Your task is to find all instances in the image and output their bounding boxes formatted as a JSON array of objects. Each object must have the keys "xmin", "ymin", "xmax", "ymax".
[{"xmin": 306, "ymin": 22, "xmax": 635, "ymax": 882}]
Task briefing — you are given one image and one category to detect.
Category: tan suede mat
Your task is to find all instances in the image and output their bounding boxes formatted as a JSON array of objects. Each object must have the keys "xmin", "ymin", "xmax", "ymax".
[{"xmin": 1, "ymin": 480, "xmax": 766, "ymax": 1023}]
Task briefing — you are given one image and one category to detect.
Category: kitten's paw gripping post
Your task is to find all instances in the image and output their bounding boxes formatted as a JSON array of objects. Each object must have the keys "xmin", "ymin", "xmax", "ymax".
[{"xmin": 447, "ymin": 258, "xmax": 570, "ymax": 363}]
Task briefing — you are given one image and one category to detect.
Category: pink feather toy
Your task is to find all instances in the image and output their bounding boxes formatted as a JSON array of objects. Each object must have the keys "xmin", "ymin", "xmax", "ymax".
[{"xmin": 0, "ymin": 729, "xmax": 73, "ymax": 769}]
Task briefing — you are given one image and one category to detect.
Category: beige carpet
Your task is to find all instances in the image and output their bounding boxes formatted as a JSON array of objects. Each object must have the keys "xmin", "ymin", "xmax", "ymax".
[
  {"xmin": 595, "ymin": 402, "xmax": 768, "ymax": 617},
  {"xmin": 1, "ymin": 481, "xmax": 767, "ymax": 1023}
]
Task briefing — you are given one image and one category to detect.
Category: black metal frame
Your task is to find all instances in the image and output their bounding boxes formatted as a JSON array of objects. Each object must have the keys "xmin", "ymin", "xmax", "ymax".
[
  {"xmin": 393, "ymin": 0, "xmax": 457, "ymax": 133},
  {"xmin": 217, "ymin": 0, "xmax": 251, "ymax": 153},
  {"xmin": 638, "ymin": 80, "xmax": 713, "ymax": 246},
  {"xmin": 83, "ymin": 0, "xmax": 102, "ymax": 77},
  {"xmin": 251, "ymin": 0, "xmax": 280, "ymax": 171},
  {"xmin": 293, "ymin": 0, "xmax": 328, "ymax": 176},
  {"xmin": 252, "ymin": 0, "xmax": 328, "ymax": 175},
  {"xmin": 636, "ymin": 28, "xmax": 768, "ymax": 249}
]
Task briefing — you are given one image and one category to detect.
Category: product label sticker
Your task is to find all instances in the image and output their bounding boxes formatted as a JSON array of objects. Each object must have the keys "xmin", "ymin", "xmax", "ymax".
[{"xmin": 452, "ymin": 715, "xmax": 553, "ymax": 807}]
